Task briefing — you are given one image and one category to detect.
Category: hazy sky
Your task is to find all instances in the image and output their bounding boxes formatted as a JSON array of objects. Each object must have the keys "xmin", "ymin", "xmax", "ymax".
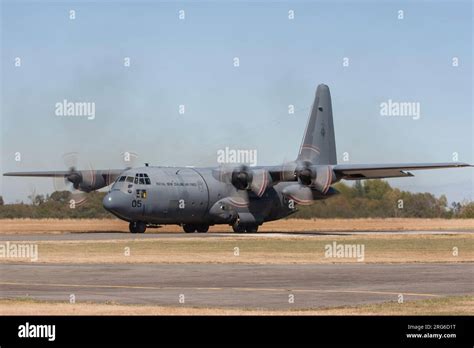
[{"xmin": 1, "ymin": 0, "xmax": 472, "ymax": 203}]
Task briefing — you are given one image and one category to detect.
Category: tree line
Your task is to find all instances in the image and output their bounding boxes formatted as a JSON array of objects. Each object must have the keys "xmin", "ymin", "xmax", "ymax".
[
  {"xmin": 293, "ymin": 180, "xmax": 474, "ymax": 219},
  {"xmin": 0, "ymin": 179, "xmax": 472, "ymax": 219},
  {"xmin": 0, "ymin": 191, "xmax": 110, "ymax": 219}
]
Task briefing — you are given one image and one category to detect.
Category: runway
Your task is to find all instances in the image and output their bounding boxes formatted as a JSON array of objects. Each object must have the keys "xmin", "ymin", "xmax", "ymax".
[
  {"xmin": 0, "ymin": 230, "xmax": 470, "ymax": 241},
  {"xmin": 1, "ymin": 263, "xmax": 472, "ymax": 309}
]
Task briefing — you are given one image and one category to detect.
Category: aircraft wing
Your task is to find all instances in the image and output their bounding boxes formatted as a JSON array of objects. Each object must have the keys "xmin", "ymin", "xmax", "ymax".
[
  {"xmin": 3, "ymin": 170, "xmax": 125, "ymax": 190},
  {"xmin": 3, "ymin": 168, "xmax": 124, "ymax": 192},
  {"xmin": 3, "ymin": 169, "xmax": 124, "ymax": 179},
  {"xmin": 4, "ymin": 171, "xmax": 79, "ymax": 177},
  {"xmin": 332, "ymin": 162, "xmax": 471, "ymax": 180}
]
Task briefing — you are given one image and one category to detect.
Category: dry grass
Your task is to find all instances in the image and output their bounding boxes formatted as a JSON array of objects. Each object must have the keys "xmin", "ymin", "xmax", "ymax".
[
  {"xmin": 1, "ymin": 295, "xmax": 472, "ymax": 315},
  {"xmin": 0, "ymin": 218, "xmax": 129, "ymax": 234},
  {"xmin": 0, "ymin": 218, "xmax": 473, "ymax": 234},
  {"xmin": 1, "ymin": 234, "xmax": 472, "ymax": 264},
  {"xmin": 262, "ymin": 218, "xmax": 474, "ymax": 232},
  {"xmin": 1, "ymin": 218, "xmax": 472, "ymax": 264}
]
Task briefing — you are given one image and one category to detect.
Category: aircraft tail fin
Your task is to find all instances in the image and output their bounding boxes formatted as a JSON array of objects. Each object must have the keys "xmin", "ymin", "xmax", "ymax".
[{"xmin": 297, "ymin": 84, "xmax": 337, "ymax": 165}]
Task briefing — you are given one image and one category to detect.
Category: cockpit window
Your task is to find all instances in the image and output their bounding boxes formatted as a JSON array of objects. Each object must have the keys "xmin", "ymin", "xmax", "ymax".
[
  {"xmin": 126, "ymin": 176, "xmax": 134, "ymax": 182},
  {"xmin": 133, "ymin": 173, "xmax": 151, "ymax": 185},
  {"xmin": 112, "ymin": 175, "xmax": 129, "ymax": 191}
]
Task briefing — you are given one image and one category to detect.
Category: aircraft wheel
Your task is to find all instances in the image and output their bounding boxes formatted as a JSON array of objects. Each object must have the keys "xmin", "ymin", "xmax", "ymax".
[
  {"xmin": 232, "ymin": 221, "xmax": 246, "ymax": 233},
  {"xmin": 196, "ymin": 225, "xmax": 209, "ymax": 233},
  {"xmin": 245, "ymin": 225, "xmax": 259, "ymax": 233},
  {"xmin": 183, "ymin": 224, "xmax": 196, "ymax": 233},
  {"xmin": 129, "ymin": 221, "xmax": 146, "ymax": 234}
]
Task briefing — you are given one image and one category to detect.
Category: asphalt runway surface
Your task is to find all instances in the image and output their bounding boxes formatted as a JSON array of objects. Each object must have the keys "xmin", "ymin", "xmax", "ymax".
[
  {"xmin": 1, "ymin": 230, "xmax": 472, "ymax": 309},
  {"xmin": 0, "ymin": 230, "xmax": 470, "ymax": 241},
  {"xmin": 1, "ymin": 263, "xmax": 472, "ymax": 309}
]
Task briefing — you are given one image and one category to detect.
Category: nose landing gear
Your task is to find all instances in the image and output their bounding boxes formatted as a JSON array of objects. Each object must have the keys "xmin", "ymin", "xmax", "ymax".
[{"xmin": 129, "ymin": 221, "xmax": 146, "ymax": 234}]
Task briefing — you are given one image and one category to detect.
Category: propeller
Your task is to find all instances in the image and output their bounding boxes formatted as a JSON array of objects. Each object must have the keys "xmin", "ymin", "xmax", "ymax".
[
  {"xmin": 282, "ymin": 184, "xmax": 315, "ymax": 206},
  {"xmin": 213, "ymin": 165, "xmax": 272, "ymax": 201},
  {"xmin": 277, "ymin": 160, "xmax": 298, "ymax": 182},
  {"xmin": 212, "ymin": 159, "xmax": 336, "ymax": 207},
  {"xmin": 249, "ymin": 168, "xmax": 271, "ymax": 197},
  {"xmin": 225, "ymin": 189, "xmax": 251, "ymax": 208},
  {"xmin": 211, "ymin": 164, "xmax": 273, "ymax": 209},
  {"xmin": 52, "ymin": 152, "xmax": 92, "ymax": 207},
  {"xmin": 280, "ymin": 161, "xmax": 337, "ymax": 205},
  {"xmin": 295, "ymin": 161, "xmax": 335, "ymax": 194}
]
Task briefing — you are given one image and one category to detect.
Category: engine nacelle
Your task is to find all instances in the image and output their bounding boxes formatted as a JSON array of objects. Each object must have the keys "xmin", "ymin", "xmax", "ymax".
[
  {"xmin": 213, "ymin": 166, "xmax": 271, "ymax": 197},
  {"xmin": 296, "ymin": 164, "xmax": 336, "ymax": 194},
  {"xmin": 67, "ymin": 171, "xmax": 108, "ymax": 192},
  {"xmin": 231, "ymin": 168, "xmax": 252, "ymax": 190}
]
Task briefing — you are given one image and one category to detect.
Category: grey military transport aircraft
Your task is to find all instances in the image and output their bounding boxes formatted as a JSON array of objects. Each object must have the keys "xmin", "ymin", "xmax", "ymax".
[{"xmin": 4, "ymin": 85, "xmax": 471, "ymax": 233}]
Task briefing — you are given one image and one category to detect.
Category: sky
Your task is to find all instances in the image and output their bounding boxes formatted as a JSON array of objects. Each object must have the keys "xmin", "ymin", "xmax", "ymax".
[{"xmin": 0, "ymin": 0, "xmax": 472, "ymax": 204}]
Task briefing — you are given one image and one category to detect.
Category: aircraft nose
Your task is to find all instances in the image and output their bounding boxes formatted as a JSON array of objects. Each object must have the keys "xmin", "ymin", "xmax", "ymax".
[{"xmin": 103, "ymin": 191, "xmax": 126, "ymax": 213}]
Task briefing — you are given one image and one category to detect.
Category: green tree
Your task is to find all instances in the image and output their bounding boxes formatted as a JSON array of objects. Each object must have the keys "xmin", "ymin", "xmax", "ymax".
[
  {"xmin": 354, "ymin": 180, "xmax": 364, "ymax": 197},
  {"xmin": 458, "ymin": 202, "xmax": 474, "ymax": 218},
  {"xmin": 363, "ymin": 180, "xmax": 391, "ymax": 200}
]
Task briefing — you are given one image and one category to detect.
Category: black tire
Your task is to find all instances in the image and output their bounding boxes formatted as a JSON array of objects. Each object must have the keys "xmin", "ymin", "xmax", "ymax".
[
  {"xmin": 232, "ymin": 221, "xmax": 246, "ymax": 233},
  {"xmin": 245, "ymin": 225, "xmax": 259, "ymax": 233},
  {"xmin": 129, "ymin": 221, "xmax": 146, "ymax": 234},
  {"xmin": 196, "ymin": 225, "xmax": 209, "ymax": 233},
  {"xmin": 183, "ymin": 224, "xmax": 196, "ymax": 233}
]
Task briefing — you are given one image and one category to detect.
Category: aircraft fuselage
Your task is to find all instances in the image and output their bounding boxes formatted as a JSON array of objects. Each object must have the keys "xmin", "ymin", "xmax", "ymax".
[{"xmin": 103, "ymin": 166, "xmax": 297, "ymax": 228}]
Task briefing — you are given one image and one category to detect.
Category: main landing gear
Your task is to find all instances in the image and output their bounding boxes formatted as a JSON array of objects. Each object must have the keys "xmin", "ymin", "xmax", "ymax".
[
  {"xmin": 182, "ymin": 224, "xmax": 209, "ymax": 233},
  {"xmin": 129, "ymin": 221, "xmax": 146, "ymax": 234},
  {"xmin": 232, "ymin": 221, "xmax": 259, "ymax": 233}
]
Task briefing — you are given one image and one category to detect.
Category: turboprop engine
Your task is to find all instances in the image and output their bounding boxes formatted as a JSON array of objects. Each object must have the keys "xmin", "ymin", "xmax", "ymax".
[{"xmin": 282, "ymin": 163, "xmax": 339, "ymax": 205}]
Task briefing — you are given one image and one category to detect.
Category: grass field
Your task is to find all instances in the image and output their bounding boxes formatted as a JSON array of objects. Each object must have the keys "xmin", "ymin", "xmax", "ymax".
[
  {"xmin": 1, "ymin": 295, "xmax": 471, "ymax": 315},
  {"xmin": 1, "ymin": 217, "xmax": 473, "ymax": 234},
  {"xmin": 0, "ymin": 218, "xmax": 472, "ymax": 264},
  {"xmin": 0, "ymin": 234, "xmax": 472, "ymax": 264}
]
